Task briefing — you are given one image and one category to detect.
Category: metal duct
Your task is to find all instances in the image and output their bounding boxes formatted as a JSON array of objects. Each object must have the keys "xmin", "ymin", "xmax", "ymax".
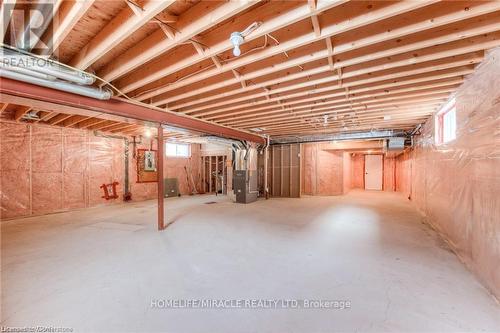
[
  {"xmin": 0, "ymin": 67, "xmax": 112, "ymax": 100},
  {"xmin": 205, "ymin": 135, "xmax": 245, "ymax": 149},
  {"xmin": 270, "ymin": 130, "xmax": 407, "ymax": 145},
  {"xmin": 2, "ymin": 47, "xmax": 95, "ymax": 85},
  {"xmin": 386, "ymin": 137, "xmax": 406, "ymax": 151},
  {"xmin": 0, "ymin": 61, "xmax": 56, "ymax": 80}
]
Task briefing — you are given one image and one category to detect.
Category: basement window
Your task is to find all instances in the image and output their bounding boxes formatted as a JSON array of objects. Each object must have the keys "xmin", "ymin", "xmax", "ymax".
[
  {"xmin": 435, "ymin": 98, "xmax": 456, "ymax": 145},
  {"xmin": 166, "ymin": 143, "xmax": 190, "ymax": 158}
]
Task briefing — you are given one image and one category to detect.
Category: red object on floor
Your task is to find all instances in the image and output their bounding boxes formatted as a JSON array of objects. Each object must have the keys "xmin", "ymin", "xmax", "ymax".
[{"xmin": 100, "ymin": 182, "xmax": 119, "ymax": 200}]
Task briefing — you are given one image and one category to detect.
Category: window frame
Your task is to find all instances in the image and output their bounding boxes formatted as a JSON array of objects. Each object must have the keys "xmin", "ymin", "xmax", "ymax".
[
  {"xmin": 165, "ymin": 142, "xmax": 191, "ymax": 158},
  {"xmin": 435, "ymin": 98, "xmax": 456, "ymax": 145}
]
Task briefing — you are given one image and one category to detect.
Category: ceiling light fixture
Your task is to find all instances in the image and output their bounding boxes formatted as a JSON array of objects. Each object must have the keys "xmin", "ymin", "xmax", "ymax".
[
  {"xmin": 229, "ymin": 22, "xmax": 262, "ymax": 57},
  {"xmin": 230, "ymin": 32, "xmax": 244, "ymax": 57}
]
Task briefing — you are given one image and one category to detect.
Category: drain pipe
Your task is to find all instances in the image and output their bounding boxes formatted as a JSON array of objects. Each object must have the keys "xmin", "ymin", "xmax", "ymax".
[{"xmin": 94, "ymin": 131, "xmax": 131, "ymax": 201}]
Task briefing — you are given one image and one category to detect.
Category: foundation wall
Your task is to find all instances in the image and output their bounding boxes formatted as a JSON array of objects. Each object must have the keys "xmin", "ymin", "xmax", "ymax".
[
  {"xmin": 395, "ymin": 48, "xmax": 500, "ymax": 299},
  {"xmin": 0, "ymin": 121, "xmax": 200, "ymax": 220}
]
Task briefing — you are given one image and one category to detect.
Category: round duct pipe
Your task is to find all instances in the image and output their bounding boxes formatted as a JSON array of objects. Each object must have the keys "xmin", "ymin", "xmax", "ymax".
[
  {"xmin": 2, "ymin": 48, "xmax": 95, "ymax": 85},
  {"xmin": 0, "ymin": 61, "xmax": 56, "ymax": 80},
  {"xmin": 0, "ymin": 67, "xmax": 112, "ymax": 100}
]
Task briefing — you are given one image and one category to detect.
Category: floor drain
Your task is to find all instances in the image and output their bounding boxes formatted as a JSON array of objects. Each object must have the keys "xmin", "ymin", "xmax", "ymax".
[{"xmin": 205, "ymin": 201, "xmax": 217, "ymax": 204}]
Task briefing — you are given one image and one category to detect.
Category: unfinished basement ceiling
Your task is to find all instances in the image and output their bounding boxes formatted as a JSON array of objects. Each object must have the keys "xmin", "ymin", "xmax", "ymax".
[{"xmin": 2, "ymin": 0, "xmax": 500, "ymax": 139}]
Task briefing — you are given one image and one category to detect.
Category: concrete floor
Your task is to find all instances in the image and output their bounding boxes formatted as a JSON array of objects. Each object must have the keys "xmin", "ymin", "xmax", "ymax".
[{"xmin": 1, "ymin": 190, "xmax": 499, "ymax": 332}]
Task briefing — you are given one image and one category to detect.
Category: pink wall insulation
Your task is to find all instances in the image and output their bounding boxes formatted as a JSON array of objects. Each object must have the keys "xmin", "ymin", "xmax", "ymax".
[
  {"xmin": 0, "ymin": 121, "xmax": 201, "ymax": 220},
  {"xmin": 395, "ymin": 47, "xmax": 500, "ymax": 299}
]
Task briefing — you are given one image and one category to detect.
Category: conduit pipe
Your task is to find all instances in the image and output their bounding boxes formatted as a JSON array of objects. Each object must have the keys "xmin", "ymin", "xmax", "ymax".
[
  {"xmin": 0, "ymin": 68, "xmax": 112, "ymax": 100},
  {"xmin": 2, "ymin": 47, "xmax": 95, "ymax": 85}
]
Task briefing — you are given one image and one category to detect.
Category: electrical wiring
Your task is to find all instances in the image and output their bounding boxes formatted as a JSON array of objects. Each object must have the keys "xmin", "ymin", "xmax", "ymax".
[{"xmin": 135, "ymin": 34, "xmax": 270, "ymax": 99}]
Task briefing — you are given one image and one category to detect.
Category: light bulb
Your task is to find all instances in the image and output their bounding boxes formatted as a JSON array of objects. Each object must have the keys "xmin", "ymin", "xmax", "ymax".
[
  {"xmin": 233, "ymin": 45, "xmax": 241, "ymax": 57},
  {"xmin": 230, "ymin": 32, "xmax": 244, "ymax": 57},
  {"xmin": 145, "ymin": 129, "xmax": 152, "ymax": 138}
]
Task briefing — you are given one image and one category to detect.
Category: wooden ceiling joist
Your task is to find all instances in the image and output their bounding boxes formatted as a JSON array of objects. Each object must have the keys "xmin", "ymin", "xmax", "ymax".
[
  {"xmin": 69, "ymin": 0, "xmax": 176, "ymax": 69},
  {"xmin": 108, "ymin": 123, "xmax": 138, "ymax": 133},
  {"xmin": 237, "ymin": 108, "xmax": 439, "ymax": 131},
  {"xmin": 115, "ymin": 0, "xmax": 352, "ymax": 93},
  {"xmin": 149, "ymin": 0, "xmax": 500, "ymax": 105},
  {"xmin": 48, "ymin": 113, "xmax": 73, "ymax": 125},
  {"xmin": 88, "ymin": 121, "xmax": 117, "ymax": 131},
  {"xmin": 37, "ymin": 0, "xmax": 96, "ymax": 54},
  {"xmin": 183, "ymin": 54, "xmax": 480, "ymax": 117},
  {"xmin": 3, "ymin": 1, "xmax": 500, "ymax": 138},
  {"xmin": 0, "ymin": 103, "xmax": 9, "ymax": 114},
  {"xmin": 76, "ymin": 118, "xmax": 108, "ymax": 129},
  {"xmin": 213, "ymin": 78, "xmax": 464, "ymax": 124},
  {"xmin": 198, "ymin": 69, "xmax": 470, "ymax": 120},
  {"xmin": 98, "ymin": 0, "xmax": 261, "ymax": 82},
  {"xmin": 230, "ymin": 93, "xmax": 451, "ymax": 124},
  {"xmin": 227, "ymin": 94, "xmax": 451, "ymax": 127},
  {"xmin": 61, "ymin": 115, "xmax": 92, "ymax": 127},
  {"xmin": 14, "ymin": 106, "xmax": 32, "ymax": 121},
  {"xmin": 160, "ymin": 14, "xmax": 500, "ymax": 109}
]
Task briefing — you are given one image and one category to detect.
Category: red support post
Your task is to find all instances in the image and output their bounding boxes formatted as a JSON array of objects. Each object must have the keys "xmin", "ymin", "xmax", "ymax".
[{"xmin": 157, "ymin": 125, "xmax": 165, "ymax": 230}]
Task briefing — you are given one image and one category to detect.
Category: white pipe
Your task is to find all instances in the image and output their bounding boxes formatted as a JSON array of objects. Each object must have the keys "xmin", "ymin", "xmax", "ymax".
[
  {"xmin": 0, "ymin": 61, "xmax": 56, "ymax": 80},
  {"xmin": 0, "ymin": 67, "xmax": 112, "ymax": 100},
  {"xmin": 2, "ymin": 48, "xmax": 95, "ymax": 85}
]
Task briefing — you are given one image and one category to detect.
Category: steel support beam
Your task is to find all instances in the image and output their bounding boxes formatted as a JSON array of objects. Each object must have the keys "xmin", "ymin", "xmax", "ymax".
[
  {"xmin": 157, "ymin": 126, "xmax": 165, "ymax": 231},
  {"xmin": 0, "ymin": 78, "xmax": 265, "ymax": 144}
]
